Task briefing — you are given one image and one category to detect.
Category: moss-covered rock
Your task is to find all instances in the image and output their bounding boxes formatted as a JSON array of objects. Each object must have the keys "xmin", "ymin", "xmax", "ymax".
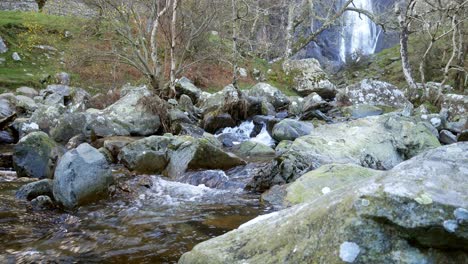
[
  {"xmin": 271, "ymin": 119, "xmax": 313, "ymax": 141},
  {"xmin": 249, "ymin": 113, "xmax": 441, "ymax": 191},
  {"xmin": 13, "ymin": 131, "xmax": 64, "ymax": 179},
  {"xmin": 180, "ymin": 143, "xmax": 468, "ymax": 263},
  {"xmin": 119, "ymin": 135, "xmax": 246, "ymax": 178}
]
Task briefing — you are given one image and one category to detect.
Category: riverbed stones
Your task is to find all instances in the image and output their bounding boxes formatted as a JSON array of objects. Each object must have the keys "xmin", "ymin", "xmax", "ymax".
[
  {"xmin": 16, "ymin": 179, "xmax": 53, "ymax": 200},
  {"xmin": 53, "ymin": 143, "xmax": 114, "ymax": 209},
  {"xmin": 176, "ymin": 77, "xmax": 202, "ymax": 103},
  {"xmin": 271, "ymin": 119, "xmax": 313, "ymax": 141},
  {"xmin": 339, "ymin": 79, "xmax": 411, "ymax": 108},
  {"xmin": 119, "ymin": 135, "xmax": 245, "ymax": 178},
  {"xmin": 249, "ymin": 113, "xmax": 441, "ymax": 191},
  {"xmin": 179, "ymin": 143, "xmax": 468, "ymax": 263},
  {"xmin": 245, "ymin": 83, "xmax": 290, "ymax": 111},
  {"xmin": 13, "ymin": 132, "xmax": 64, "ymax": 179}
]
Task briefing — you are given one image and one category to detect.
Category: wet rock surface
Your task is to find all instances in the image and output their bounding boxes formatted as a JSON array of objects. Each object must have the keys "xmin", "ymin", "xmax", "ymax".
[{"xmin": 180, "ymin": 143, "xmax": 468, "ymax": 263}]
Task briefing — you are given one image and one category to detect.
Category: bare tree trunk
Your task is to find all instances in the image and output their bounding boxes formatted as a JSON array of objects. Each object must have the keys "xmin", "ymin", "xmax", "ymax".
[
  {"xmin": 231, "ymin": 0, "xmax": 239, "ymax": 87},
  {"xmin": 169, "ymin": 0, "xmax": 179, "ymax": 98},
  {"xmin": 397, "ymin": 0, "xmax": 418, "ymax": 98},
  {"xmin": 150, "ymin": 0, "xmax": 170, "ymax": 91},
  {"xmin": 420, "ymin": 39, "xmax": 434, "ymax": 99},
  {"xmin": 435, "ymin": 15, "xmax": 459, "ymax": 104}
]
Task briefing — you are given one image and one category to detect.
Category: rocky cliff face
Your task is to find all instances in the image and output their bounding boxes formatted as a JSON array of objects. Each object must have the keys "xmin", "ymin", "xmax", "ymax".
[{"xmin": 0, "ymin": 0, "xmax": 38, "ymax": 11}]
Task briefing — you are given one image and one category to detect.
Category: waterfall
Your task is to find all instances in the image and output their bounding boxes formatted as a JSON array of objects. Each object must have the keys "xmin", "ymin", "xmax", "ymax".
[{"xmin": 339, "ymin": 0, "xmax": 380, "ymax": 62}]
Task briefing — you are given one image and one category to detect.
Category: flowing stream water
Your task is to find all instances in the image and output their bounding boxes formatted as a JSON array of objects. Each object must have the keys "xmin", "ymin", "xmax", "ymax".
[{"xmin": 0, "ymin": 121, "xmax": 276, "ymax": 263}]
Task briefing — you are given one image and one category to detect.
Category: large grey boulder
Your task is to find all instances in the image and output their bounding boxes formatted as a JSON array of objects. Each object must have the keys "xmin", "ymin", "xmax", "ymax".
[
  {"xmin": 53, "ymin": 143, "xmax": 114, "ymax": 209},
  {"xmin": 271, "ymin": 119, "xmax": 314, "ymax": 141},
  {"xmin": 30, "ymin": 104, "xmax": 65, "ymax": 133},
  {"xmin": 283, "ymin": 59, "xmax": 337, "ymax": 99},
  {"xmin": 50, "ymin": 112, "xmax": 87, "ymax": 144},
  {"xmin": 249, "ymin": 114, "xmax": 441, "ymax": 191},
  {"xmin": 180, "ymin": 143, "xmax": 468, "ymax": 264},
  {"xmin": 245, "ymin": 83, "xmax": 290, "ymax": 110},
  {"xmin": 119, "ymin": 135, "xmax": 246, "ymax": 178},
  {"xmin": 100, "ymin": 86, "xmax": 160, "ymax": 136},
  {"xmin": 13, "ymin": 132, "xmax": 64, "ymax": 179},
  {"xmin": 339, "ymin": 79, "xmax": 411, "ymax": 109},
  {"xmin": 176, "ymin": 77, "xmax": 202, "ymax": 103},
  {"xmin": 118, "ymin": 136, "xmax": 171, "ymax": 174}
]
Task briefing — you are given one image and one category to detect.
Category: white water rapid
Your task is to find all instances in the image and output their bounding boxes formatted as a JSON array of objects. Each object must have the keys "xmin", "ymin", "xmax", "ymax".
[{"xmin": 339, "ymin": 0, "xmax": 381, "ymax": 62}]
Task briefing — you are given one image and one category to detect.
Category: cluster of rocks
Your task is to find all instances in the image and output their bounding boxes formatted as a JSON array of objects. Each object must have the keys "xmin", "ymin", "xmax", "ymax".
[{"xmin": 1, "ymin": 57, "xmax": 466, "ymax": 261}]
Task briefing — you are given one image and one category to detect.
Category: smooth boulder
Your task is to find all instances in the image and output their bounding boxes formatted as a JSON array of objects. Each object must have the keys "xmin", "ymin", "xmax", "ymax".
[
  {"xmin": 53, "ymin": 143, "xmax": 114, "ymax": 208},
  {"xmin": 272, "ymin": 119, "xmax": 313, "ymax": 141}
]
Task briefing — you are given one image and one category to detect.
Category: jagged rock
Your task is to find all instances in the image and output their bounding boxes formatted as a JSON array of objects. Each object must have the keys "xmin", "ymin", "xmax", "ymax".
[
  {"xmin": 30, "ymin": 104, "xmax": 65, "ymax": 133},
  {"xmin": 119, "ymin": 135, "xmax": 246, "ymax": 178},
  {"xmin": 272, "ymin": 119, "xmax": 313, "ymax": 141},
  {"xmin": 441, "ymin": 94, "xmax": 467, "ymax": 121},
  {"xmin": 100, "ymin": 86, "xmax": 160, "ymax": 136},
  {"xmin": 339, "ymin": 79, "xmax": 411, "ymax": 108},
  {"xmin": 13, "ymin": 132, "xmax": 64, "ymax": 179},
  {"xmin": 16, "ymin": 179, "xmax": 53, "ymax": 200},
  {"xmin": 249, "ymin": 114, "xmax": 441, "ymax": 191},
  {"xmin": 180, "ymin": 143, "xmax": 468, "ymax": 264},
  {"xmin": 283, "ymin": 59, "xmax": 337, "ymax": 99},
  {"xmin": 53, "ymin": 143, "xmax": 113, "ymax": 209},
  {"xmin": 245, "ymin": 83, "xmax": 290, "ymax": 111},
  {"xmin": 50, "ymin": 112, "xmax": 87, "ymax": 144},
  {"xmin": 203, "ymin": 112, "xmax": 235, "ymax": 134},
  {"xmin": 300, "ymin": 92, "xmax": 333, "ymax": 120},
  {"xmin": 84, "ymin": 111, "xmax": 130, "ymax": 138},
  {"xmin": 176, "ymin": 77, "xmax": 202, "ymax": 103},
  {"xmin": 16, "ymin": 87, "xmax": 38, "ymax": 98},
  {"xmin": 69, "ymin": 87, "xmax": 91, "ymax": 112},
  {"xmin": 439, "ymin": 130, "xmax": 457, "ymax": 145}
]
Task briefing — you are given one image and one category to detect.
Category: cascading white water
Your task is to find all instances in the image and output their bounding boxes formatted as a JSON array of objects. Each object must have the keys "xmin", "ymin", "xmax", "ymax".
[
  {"xmin": 216, "ymin": 121, "xmax": 275, "ymax": 147},
  {"xmin": 339, "ymin": 0, "xmax": 381, "ymax": 62}
]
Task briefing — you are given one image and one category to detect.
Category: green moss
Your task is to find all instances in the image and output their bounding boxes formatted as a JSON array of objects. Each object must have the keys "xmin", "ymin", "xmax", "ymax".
[
  {"xmin": 0, "ymin": 11, "xmax": 81, "ymax": 91},
  {"xmin": 285, "ymin": 163, "xmax": 381, "ymax": 205}
]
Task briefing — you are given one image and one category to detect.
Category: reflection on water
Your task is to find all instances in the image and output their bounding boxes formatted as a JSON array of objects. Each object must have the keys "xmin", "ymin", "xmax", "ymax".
[{"xmin": 0, "ymin": 172, "xmax": 269, "ymax": 263}]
